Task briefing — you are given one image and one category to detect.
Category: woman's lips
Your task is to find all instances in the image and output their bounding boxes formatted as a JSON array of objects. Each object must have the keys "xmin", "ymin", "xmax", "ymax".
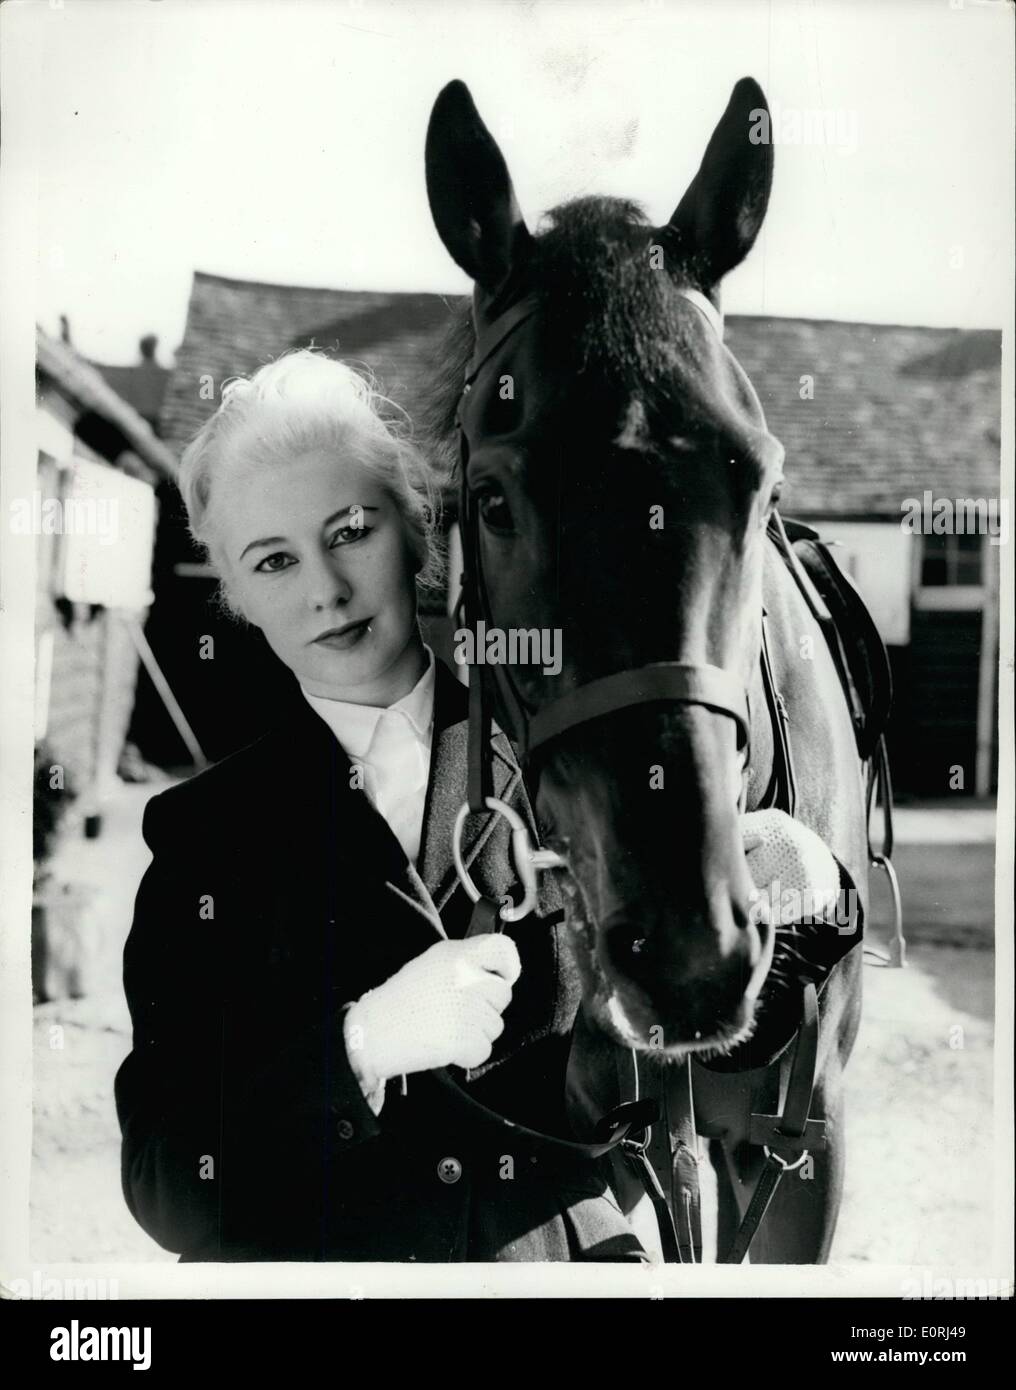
[{"xmin": 312, "ymin": 619, "xmax": 372, "ymax": 650}]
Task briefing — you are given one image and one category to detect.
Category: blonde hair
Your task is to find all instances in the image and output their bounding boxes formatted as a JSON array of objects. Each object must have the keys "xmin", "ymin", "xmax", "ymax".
[{"xmin": 178, "ymin": 349, "xmax": 443, "ymax": 613}]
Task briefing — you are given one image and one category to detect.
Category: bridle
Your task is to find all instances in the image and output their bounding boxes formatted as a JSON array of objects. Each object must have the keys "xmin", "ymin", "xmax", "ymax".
[{"xmin": 451, "ymin": 286, "xmax": 795, "ymax": 923}]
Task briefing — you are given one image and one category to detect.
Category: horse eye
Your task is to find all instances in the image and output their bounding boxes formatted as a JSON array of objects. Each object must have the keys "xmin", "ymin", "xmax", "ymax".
[{"xmin": 477, "ymin": 489, "xmax": 515, "ymax": 535}]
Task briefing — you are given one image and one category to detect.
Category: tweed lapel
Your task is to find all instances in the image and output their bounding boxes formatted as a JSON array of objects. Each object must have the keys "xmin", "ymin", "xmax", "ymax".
[
  {"xmin": 270, "ymin": 680, "xmax": 446, "ymax": 954},
  {"xmin": 417, "ymin": 659, "xmax": 521, "ymax": 917},
  {"xmin": 273, "ymin": 660, "xmax": 520, "ymax": 941}
]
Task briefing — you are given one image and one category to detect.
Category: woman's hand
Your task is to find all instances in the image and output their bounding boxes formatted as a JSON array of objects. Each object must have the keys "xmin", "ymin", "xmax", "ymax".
[
  {"xmin": 344, "ymin": 935, "xmax": 521, "ymax": 1083},
  {"xmin": 741, "ymin": 809, "xmax": 841, "ymax": 925}
]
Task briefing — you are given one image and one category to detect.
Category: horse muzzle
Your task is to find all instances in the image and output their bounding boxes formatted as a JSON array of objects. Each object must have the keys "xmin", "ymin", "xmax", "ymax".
[{"xmin": 595, "ymin": 897, "xmax": 774, "ymax": 1054}]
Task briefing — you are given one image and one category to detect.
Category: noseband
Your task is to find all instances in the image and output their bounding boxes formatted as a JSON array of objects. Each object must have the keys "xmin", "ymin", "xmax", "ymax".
[{"xmin": 453, "ymin": 287, "xmax": 794, "ymax": 921}]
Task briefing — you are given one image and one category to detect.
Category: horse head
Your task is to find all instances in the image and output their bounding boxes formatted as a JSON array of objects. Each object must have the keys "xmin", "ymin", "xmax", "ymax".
[{"xmin": 426, "ymin": 78, "xmax": 786, "ymax": 1058}]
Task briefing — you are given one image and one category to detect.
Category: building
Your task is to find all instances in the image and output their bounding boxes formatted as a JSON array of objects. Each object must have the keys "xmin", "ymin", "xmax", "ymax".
[
  {"xmin": 157, "ymin": 271, "xmax": 1002, "ymax": 796},
  {"xmin": 723, "ymin": 317, "xmax": 1002, "ymax": 798},
  {"xmin": 33, "ymin": 328, "xmax": 179, "ymax": 828},
  {"xmin": 92, "ymin": 332, "xmax": 172, "ymax": 435}
]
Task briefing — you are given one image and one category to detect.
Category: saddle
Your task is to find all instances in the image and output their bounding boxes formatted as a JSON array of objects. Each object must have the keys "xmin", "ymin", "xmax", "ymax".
[
  {"xmin": 768, "ymin": 513, "xmax": 901, "ymax": 950},
  {"xmin": 768, "ymin": 513, "xmax": 893, "ymax": 763}
]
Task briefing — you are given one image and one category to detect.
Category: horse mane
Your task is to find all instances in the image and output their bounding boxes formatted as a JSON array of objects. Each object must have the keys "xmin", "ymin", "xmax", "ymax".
[
  {"xmin": 417, "ymin": 296, "xmax": 474, "ymax": 476},
  {"xmin": 420, "ymin": 195, "xmax": 696, "ymax": 471}
]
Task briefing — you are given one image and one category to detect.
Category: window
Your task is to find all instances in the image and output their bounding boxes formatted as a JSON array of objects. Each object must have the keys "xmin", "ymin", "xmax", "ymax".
[{"xmin": 920, "ymin": 532, "xmax": 983, "ymax": 587}]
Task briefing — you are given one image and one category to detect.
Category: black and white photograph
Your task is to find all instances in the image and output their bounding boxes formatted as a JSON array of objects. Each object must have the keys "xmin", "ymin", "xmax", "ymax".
[{"xmin": 1, "ymin": 0, "xmax": 1012, "ymax": 1341}]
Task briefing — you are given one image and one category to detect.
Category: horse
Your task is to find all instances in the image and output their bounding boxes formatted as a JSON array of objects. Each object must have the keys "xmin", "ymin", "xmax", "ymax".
[{"xmin": 422, "ymin": 76, "xmax": 869, "ymax": 1263}]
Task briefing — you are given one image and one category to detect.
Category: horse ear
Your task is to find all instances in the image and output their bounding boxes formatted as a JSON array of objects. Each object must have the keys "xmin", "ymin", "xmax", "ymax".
[
  {"xmin": 426, "ymin": 80, "xmax": 532, "ymax": 290},
  {"xmin": 665, "ymin": 77, "xmax": 773, "ymax": 289}
]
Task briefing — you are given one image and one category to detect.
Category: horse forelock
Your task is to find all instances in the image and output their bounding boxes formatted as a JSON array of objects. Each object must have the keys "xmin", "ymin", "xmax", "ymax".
[
  {"xmin": 533, "ymin": 196, "xmax": 695, "ymax": 386},
  {"xmin": 420, "ymin": 195, "xmax": 708, "ymax": 464},
  {"xmin": 421, "ymin": 194, "xmax": 780, "ymax": 492}
]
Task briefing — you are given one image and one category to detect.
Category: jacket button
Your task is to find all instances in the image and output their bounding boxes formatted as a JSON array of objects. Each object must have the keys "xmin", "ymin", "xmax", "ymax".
[
  {"xmin": 437, "ymin": 1156, "xmax": 462, "ymax": 1184},
  {"xmin": 336, "ymin": 1119, "xmax": 355, "ymax": 1141}
]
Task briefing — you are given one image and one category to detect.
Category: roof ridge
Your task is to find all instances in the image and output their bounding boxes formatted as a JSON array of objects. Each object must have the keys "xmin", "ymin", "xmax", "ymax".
[
  {"xmin": 725, "ymin": 314, "xmax": 1002, "ymax": 337},
  {"xmin": 190, "ymin": 269, "xmax": 459, "ymax": 301},
  {"xmin": 188, "ymin": 272, "xmax": 1002, "ymax": 336}
]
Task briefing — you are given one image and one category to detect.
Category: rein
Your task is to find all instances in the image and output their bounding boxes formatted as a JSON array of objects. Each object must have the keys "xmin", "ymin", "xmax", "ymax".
[{"xmin": 445, "ymin": 287, "xmax": 820, "ymax": 1266}]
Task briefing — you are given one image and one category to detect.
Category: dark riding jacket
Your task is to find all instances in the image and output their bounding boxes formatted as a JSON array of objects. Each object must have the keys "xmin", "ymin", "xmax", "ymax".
[{"xmin": 114, "ymin": 658, "xmax": 645, "ymax": 1262}]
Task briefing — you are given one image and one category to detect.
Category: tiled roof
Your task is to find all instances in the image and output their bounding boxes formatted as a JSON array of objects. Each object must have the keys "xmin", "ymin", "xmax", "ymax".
[
  {"xmin": 37, "ymin": 328, "xmax": 178, "ymax": 481},
  {"xmin": 160, "ymin": 272, "xmax": 454, "ymax": 460},
  {"xmin": 92, "ymin": 360, "xmax": 171, "ymax": 430},
  {"xmin": 161, "ymin": 271, "xmax": 1002, "ymax": 518},
  {"xmin": 724, "ymin": 318, "xmax": 1002, "ymax": 516}
]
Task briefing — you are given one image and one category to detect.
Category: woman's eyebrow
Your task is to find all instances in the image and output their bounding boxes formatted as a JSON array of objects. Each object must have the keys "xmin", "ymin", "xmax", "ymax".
[
  {"xmin": 322, "ymin": 504, "xmax": 378, "ymax": 531},
  {"xmin": 239, "ymin": 506, "xmax": 380, "ymax": 561},
  {"xmin": 239, "ymin": 534, "xmax": 286, "ymax": 560}
]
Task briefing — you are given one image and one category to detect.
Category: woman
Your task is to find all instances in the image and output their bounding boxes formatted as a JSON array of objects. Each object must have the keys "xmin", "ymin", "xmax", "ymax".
[{"xmin": 114, "ymin": 349, "xmax": 842, "ymax": 1263}]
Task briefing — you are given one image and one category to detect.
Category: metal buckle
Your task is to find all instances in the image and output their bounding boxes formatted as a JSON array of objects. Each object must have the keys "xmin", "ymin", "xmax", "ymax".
[
  {"xmin": 620, "ymin": 1127, "xmax": 652, "ymax": 1159},
  {"xmin": 452, "ymin": 796, "xmax": 564, "ymax": 923},
  {"xmin": 762, "ymin": 1145, "xmax": 811, "ymax": 1173}
]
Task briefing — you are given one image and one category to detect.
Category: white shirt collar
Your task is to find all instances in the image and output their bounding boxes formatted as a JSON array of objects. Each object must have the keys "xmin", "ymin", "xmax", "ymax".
[{"xmin": 300, "ymin": 645, "xmax": 436, "ymax": 760}]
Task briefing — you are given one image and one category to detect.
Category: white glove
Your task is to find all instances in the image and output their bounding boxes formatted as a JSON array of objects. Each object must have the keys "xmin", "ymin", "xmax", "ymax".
[
  {"xmin": 343, "ymin": 935, "xmax": 521, "ymax": 1086},
  {"xmin": 741, "ymin": 810, "xmax": 841, "ymax": 926}
]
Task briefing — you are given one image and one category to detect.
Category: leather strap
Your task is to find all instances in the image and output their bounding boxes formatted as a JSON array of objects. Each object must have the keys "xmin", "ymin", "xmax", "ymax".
[
  {"xmin": 756, "ymin": 610, "xmax": 798, "ymax": 817},
  {"xmin": 526, "ymin": 662, "xmax": 751, "ymax": 757},
  {"xmin": 619, "ymin": 1144, "xmax": 683, "ymax": 1264},
  {"xmin": 464, "ymin": 895, "xmax": 500, "ymax": 938},
  {"xmin": 425, "ymin": 1063, "xmax": 664, "ymax": 1176},
  {"xmin": 659, "ymin": 1058, "xmax": 702, "ymax": 1262},
  {"xmin": 867, "ymin": 734, "xmax": 895, "ymax": 861},
  {"xmin": 721, "ymin": 982, "xmax": 822, "ymax": 1264},
  {"xmin": 466, "ymin": 633, "xmax": 494, "ymax": 814},
  {"xmin": 461, "ymin": 293, "xmax": 543, "ymax": 399},
  {"xmin": 670, "ymin": 1060, "xmax": 703, "ymax": 1262},
  {"xmin": 867, "ymin": 735, "xmax": 906, "ymax": 966},
  {"xmin": 720, "ymin": 1150, "xmax": 786, "ymax": 1266}
]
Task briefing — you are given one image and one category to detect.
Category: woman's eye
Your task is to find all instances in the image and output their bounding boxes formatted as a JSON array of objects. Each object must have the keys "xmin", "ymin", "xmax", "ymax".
[
  {"xmin": 476, "ymin": 489, "xmax": 515, "ymax": 535},
  {"xmin": 330, "ymin": 524, "xmax": 373, "ymax": 547},
  {"xmin": 255, "ymin": 552, "xmax": 295, "ymax": 573},
  {"xmin": 764, "ymin": 480, "xmax": 784, "ymax": 518}
]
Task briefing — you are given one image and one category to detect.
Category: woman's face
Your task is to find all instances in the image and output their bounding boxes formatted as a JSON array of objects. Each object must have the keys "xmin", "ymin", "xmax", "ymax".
[{"xmin": 212, "ymin": 444, "xmax": 425, "ymax": 705}]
